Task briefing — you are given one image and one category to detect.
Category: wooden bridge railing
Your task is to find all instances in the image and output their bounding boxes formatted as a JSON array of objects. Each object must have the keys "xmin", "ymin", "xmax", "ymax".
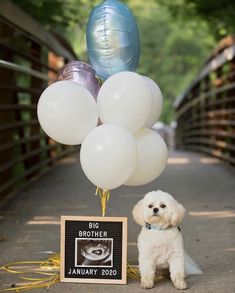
[
  {"xmin": 174, "ymin": 35, "xmax": 235, "ymax": 165},
  {"xmin": 0, "ymin": 0, "xmax": 78, "ymax": 199}
]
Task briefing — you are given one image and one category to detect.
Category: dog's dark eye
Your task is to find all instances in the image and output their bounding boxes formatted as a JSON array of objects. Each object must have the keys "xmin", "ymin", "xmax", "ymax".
[
  {"xmin": 148, "ymin": 204, "xmax": 153, "ymax": 209},
  {"xmin": 160, "ymin": 204, "xmax": 166, "ymax": 208}
]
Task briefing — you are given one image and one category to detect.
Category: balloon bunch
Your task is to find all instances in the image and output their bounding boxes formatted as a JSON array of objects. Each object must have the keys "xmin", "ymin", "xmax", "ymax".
[{"xmin": 37, "ymin": 0, "xmax": 168, "ymax": 216}]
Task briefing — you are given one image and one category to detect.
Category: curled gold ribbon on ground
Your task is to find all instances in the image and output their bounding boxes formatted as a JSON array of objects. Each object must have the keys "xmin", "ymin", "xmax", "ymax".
[
  {"xmin": 0, "ymin": 254, "xmax": 164, "ymax": 292},
  {"xmin": 0, "ymin": 254, "xmax": 60, "ymax": 292}
]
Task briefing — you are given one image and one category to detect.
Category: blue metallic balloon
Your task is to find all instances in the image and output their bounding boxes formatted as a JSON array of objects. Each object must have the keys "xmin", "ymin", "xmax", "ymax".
[{"xmin": 86, "ymin": 0, "xmax": 140, "ymax": 80}]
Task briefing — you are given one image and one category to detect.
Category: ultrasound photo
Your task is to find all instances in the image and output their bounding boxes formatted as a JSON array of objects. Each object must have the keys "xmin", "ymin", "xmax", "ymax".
[{"xmin": 75, "ymin": 238, "xmax": 113, "ymax": 267}]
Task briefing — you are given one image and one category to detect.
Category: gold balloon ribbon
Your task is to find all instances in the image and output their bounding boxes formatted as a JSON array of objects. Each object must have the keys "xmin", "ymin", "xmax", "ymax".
[
  {"xmin": 127, "ymin": 263, "xmax": 141, "ymax": 280},
  {"xmin": 0, "ymin": 254, "xmax": 164, "ymax": 292},
  {"xmin": 95, "ymin": 187, "xmax": 110, "ymax": 217},
  {"xmin": 96, "ymin": 76, "xmax": 103, "ymax": 86},
  {"xmin": 0, "ymin": 254, "xmax": 60, "ymax": 292}
]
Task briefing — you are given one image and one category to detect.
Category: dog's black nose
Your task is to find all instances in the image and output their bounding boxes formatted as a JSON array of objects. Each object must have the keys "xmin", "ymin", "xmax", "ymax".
[{"xmin": 153, "ymin": 207, "xmax": 159, "ymax": 213}]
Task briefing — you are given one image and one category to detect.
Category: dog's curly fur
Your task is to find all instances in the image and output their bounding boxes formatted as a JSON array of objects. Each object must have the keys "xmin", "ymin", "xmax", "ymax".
[{"xmin": 132, "ymin": 190, "xmax": 187, "ymax": 290}]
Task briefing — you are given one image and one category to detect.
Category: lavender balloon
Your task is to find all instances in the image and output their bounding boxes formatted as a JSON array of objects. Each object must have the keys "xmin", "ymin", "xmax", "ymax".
[{"xmin": 57, "ymin": 61, "xmax": 101, "ymax": 98}]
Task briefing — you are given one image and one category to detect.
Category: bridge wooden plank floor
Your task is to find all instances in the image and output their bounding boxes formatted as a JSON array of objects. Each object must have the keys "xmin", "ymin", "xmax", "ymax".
[{"xmin": 0, "ymin": 151, "xmax": 234, "ymax": 292}]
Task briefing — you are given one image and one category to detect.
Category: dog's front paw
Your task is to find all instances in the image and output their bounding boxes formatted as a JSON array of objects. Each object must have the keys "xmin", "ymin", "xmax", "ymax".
[
  {"xmin": 173, "ymin": 279, "xmax": 187, "ymax": 290},
  {"xmin": 141, "ymin": 275, "xmax": 154, "ymax": 289}
]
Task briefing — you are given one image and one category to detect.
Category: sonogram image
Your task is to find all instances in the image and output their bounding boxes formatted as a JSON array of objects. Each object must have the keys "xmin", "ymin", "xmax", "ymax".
[{"xmin": 75, "ymin": 238, "xmax": 113, "ymax": 267}]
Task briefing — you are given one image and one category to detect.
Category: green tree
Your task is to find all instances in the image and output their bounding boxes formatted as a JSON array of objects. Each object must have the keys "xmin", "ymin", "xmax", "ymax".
[
  {"xmin": 127, "ymin": 0, "xmax": 215, "ymax": 123},
  {"xmin": 12, "ymin": 0, "xmax": 96, "ymax": 29},
  {"xmin": 12, "ymin": 0, "xmax": 217, "ymax": 124},
  {"xmin": 157, "ymin": 0, "xmax": 235, "ymax": 40},
  {"xmin": 11, "ymin": 0, "xmax": 97, "ymax": 54}
]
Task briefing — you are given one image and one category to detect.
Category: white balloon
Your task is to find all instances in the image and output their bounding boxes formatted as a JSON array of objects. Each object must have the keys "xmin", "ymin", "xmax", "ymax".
[
  {"xmin": 125, "ymin": 128, "xmax": 168, "ymax": 186},
  {"xmin": 80, "ymin": 124, "xmax": 138, "ymax": 190},
  {"xmin": 97, "ymin": 71, "xmax": 152, "ymax": 132},
  {"xmin": 143, "ymin": 76, "xmax": 163, "ymax": 128},
  {"xmin": 37, "ymin": 81, "xmax": 98, "ymax": 145}
]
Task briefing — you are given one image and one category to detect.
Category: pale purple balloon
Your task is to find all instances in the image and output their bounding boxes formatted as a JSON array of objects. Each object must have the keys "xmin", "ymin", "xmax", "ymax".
[{"xmin": 57, "ymin": 61, "xmax": 101, "ymax": 99}]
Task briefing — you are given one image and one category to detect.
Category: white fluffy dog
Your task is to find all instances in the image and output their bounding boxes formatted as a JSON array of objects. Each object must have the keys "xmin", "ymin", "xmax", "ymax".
[{"xmin": 133, "ymin": 190, "xmax": 201, "ymax": 290}]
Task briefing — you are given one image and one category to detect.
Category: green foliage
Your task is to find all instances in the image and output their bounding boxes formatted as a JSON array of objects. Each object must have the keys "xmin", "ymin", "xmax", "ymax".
[
  {"xmin": 12, "ymin": 0, "xmax": 96, "ymax": 29},
  {"xmin": 11, "ymin": 0, "xmax": 97, "ymax": 51},
  {"xmin": 12, "ymin": 0, "xmax": 217, "ymax": 124},
  {"xmin": 11, "ymin": 0, "xmax": 98, "ymax": 71},
  {"xmin": 126, "ymin": 0, "xmax": 215, "ymax": 123},
  {"xmin": 157, "ymin": 0, "xmax": 235, "ymax": 40}
]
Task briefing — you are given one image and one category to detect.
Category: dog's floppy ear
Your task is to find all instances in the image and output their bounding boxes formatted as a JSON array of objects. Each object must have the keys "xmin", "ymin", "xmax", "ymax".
[
  {"xmin": 171, "ymin": 200, "xmax": 185, "ymax": 226},
  {"xmin": 132, "ymin": 199, "xmax": 145, "ymax": 226}
]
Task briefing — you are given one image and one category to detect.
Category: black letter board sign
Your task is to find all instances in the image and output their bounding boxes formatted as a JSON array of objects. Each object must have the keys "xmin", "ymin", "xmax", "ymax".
[{"xmin": 60, "ymin": 216, "xmax": 127, "ymax": 284}]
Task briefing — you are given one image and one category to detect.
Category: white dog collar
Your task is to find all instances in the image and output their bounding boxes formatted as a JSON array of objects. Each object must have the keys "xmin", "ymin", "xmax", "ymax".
[{"xmin": 145, "ymin": 222, "xmax": 181, "ymax": 231}]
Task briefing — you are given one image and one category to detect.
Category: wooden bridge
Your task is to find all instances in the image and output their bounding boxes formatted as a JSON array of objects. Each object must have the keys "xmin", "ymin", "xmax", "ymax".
[
  {"xmin": 0, "ymin": 1, "xmax": 234, "ymax": 292},
  {"xmin": 175, "ymin": 35, "xmax": 235, "ymax": 165},
  {"xmin": 0, "ymin": 0, "xmax": 79, "ymax": 201}
]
